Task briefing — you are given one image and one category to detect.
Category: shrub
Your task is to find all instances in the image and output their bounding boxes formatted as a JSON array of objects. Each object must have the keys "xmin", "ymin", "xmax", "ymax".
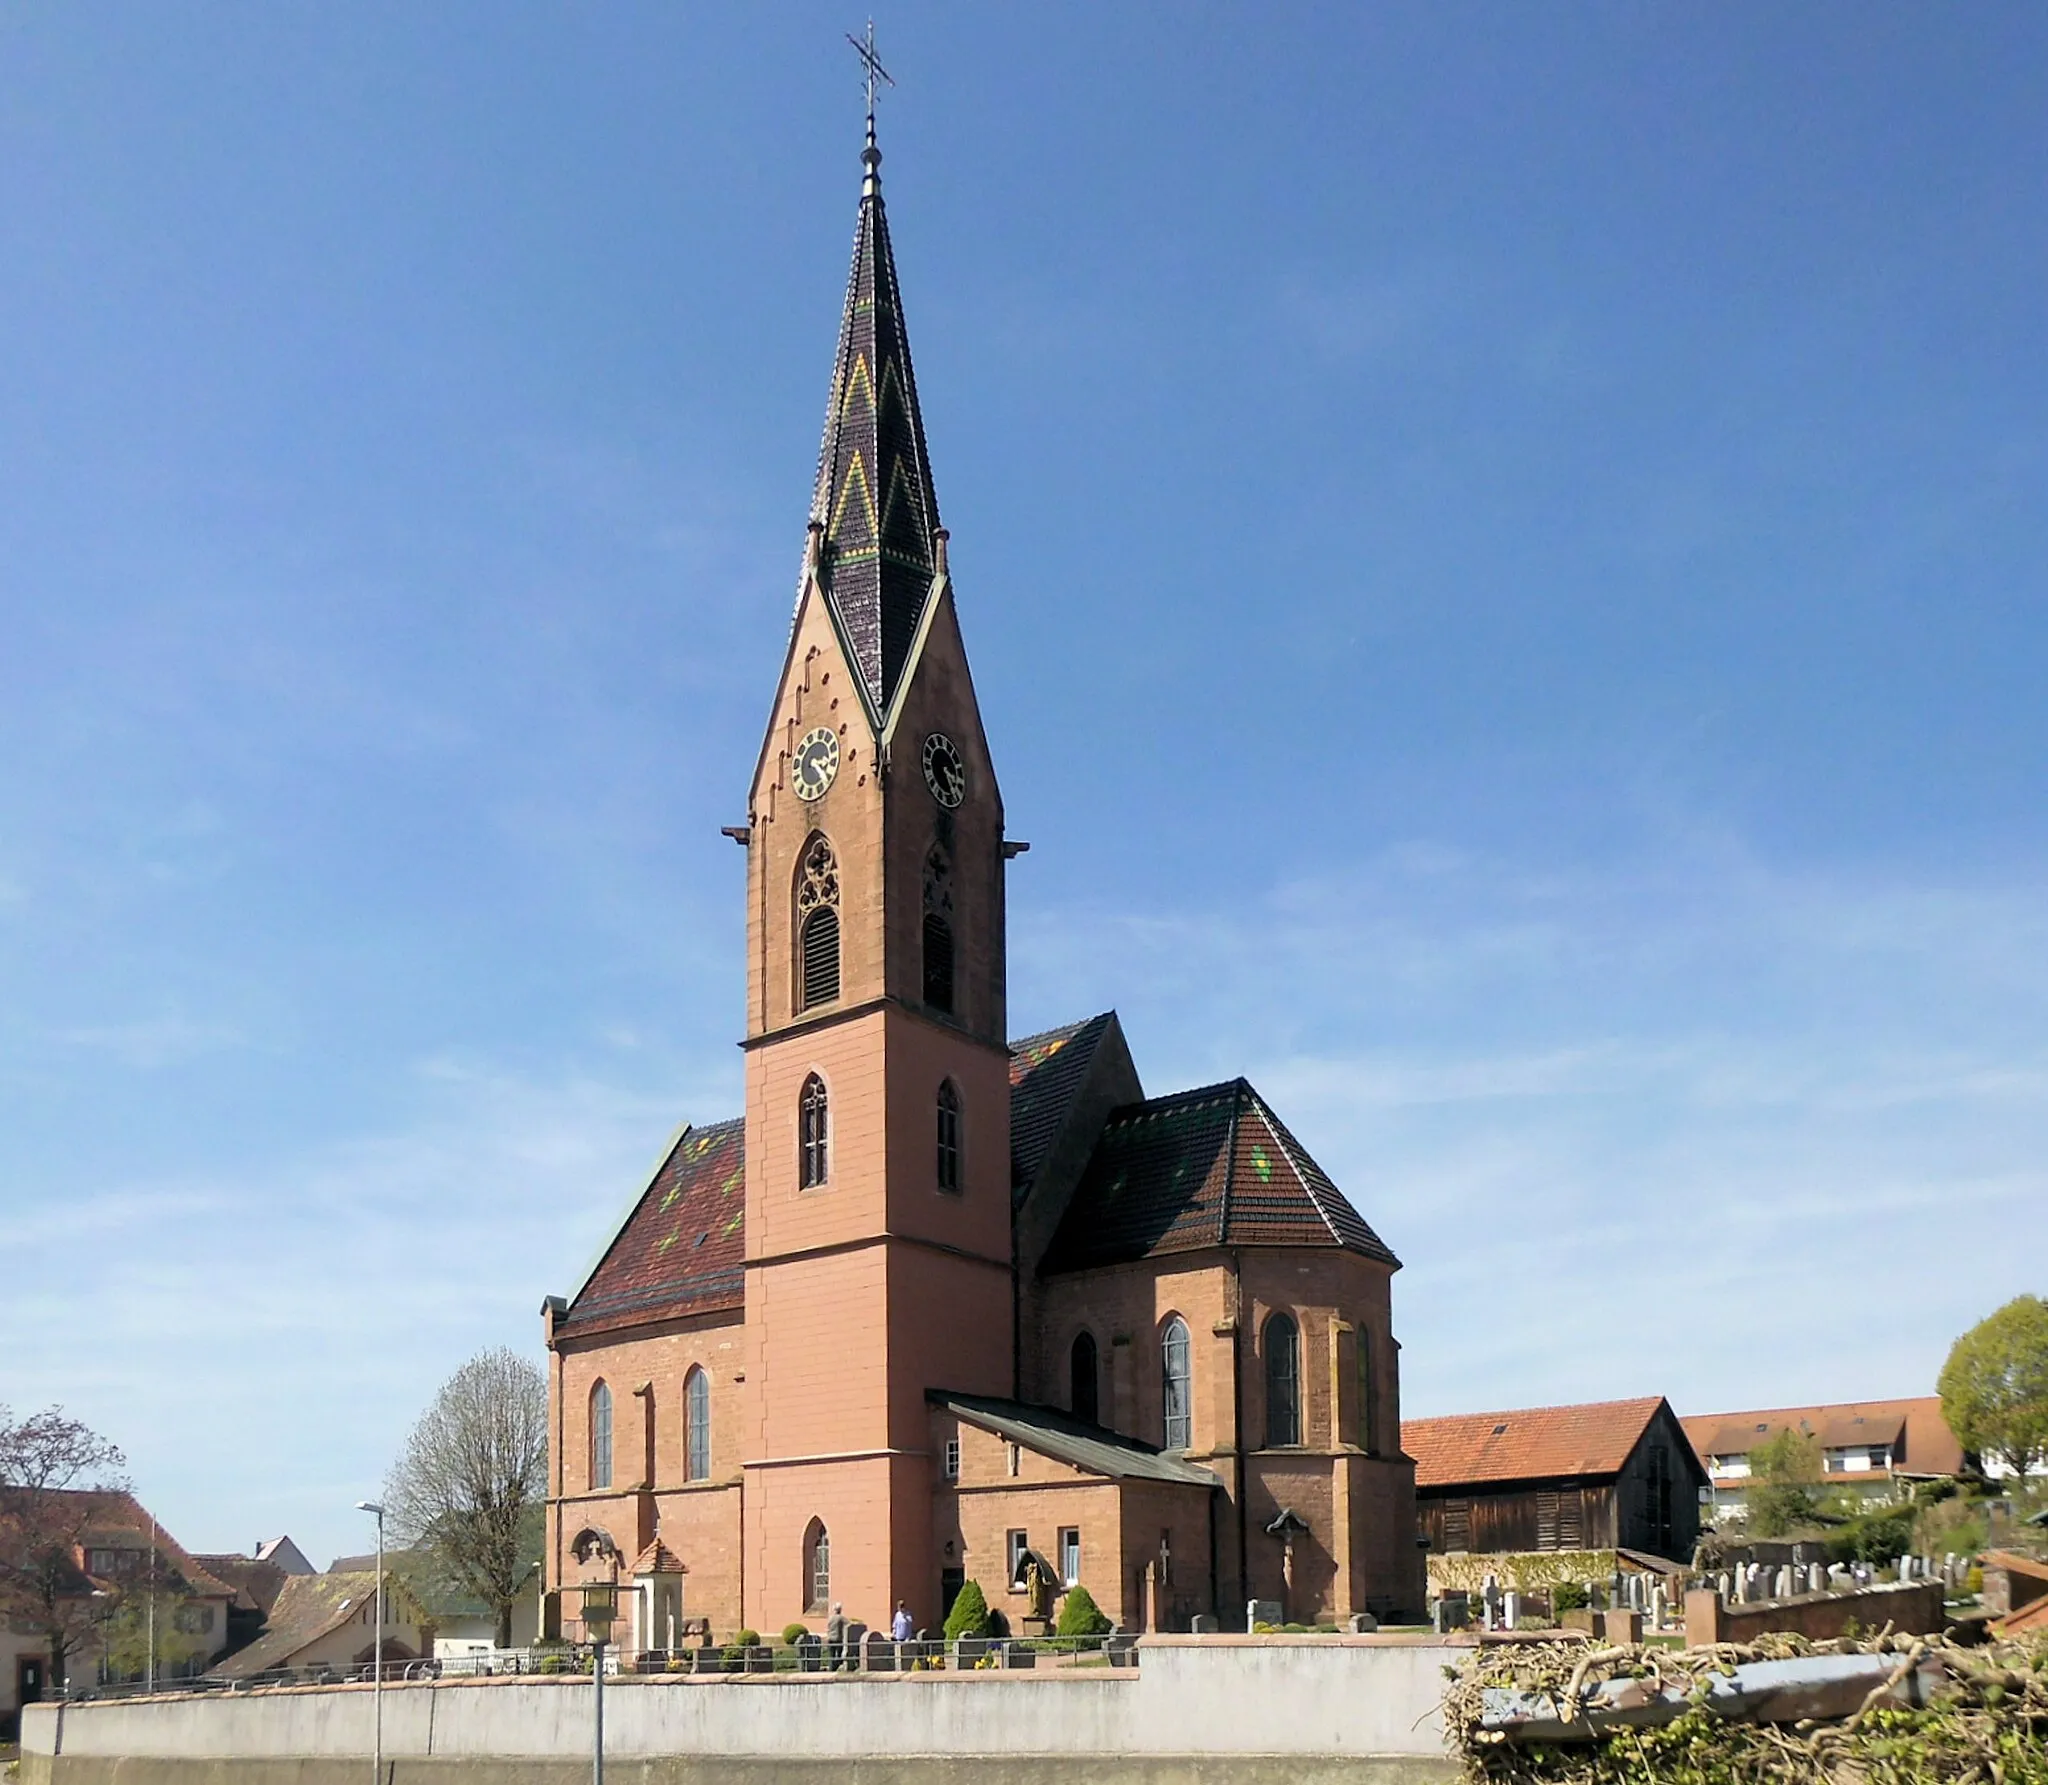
[
  {"xmin": 1825, "ymin": 1503, "xmax": 1918, "ymax": 1565},
  {"xmin": 732, "ymin": 1629, "xmax": 760, "ymax": 1649},
  {"xmin": 1552, "ymin": 1582, "xmax": 1589, "ymax": 1614},
  {"xmin": 781, "ymin": 1623, "xmax": 810, "ymax": 1646},
  {"xmin": 1055, "ymin": 1583, "xmax": 1112, "ymax": 1639},
  {"xmin": 943, "ymin": 1580, "xmax": 991, "ymax": 1641}
]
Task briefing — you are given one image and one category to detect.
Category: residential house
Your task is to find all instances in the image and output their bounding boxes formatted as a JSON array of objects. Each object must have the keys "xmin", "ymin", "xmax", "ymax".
[
  {"xmin": 1, "ymin": 1492, "xmax": 234, "ymax": 1739},
  {"xmin": 1679, "ymin": 1398, "xmax": 1965, "ymax": 1525},
  {"xmin": 206, "ymin": 1571, "xmax": 429, "ymax": 1683},
  {"xmin": 1405, "ymin": 1397, "xmax": 1708, "ymax": 1563},
  {"xmin": 329, "ymin": 1550, "xmax": 542, "ymax": 1657}
]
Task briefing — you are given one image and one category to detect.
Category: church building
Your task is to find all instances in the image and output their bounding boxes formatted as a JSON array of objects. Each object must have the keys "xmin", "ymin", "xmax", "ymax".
[{"xmin": 541, "ymin": 120, "xmax": 1424, "ymax": 1645}]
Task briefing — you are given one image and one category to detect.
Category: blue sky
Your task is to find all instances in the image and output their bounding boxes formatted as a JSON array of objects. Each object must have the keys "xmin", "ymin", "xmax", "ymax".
[{"xmin": 3, "ymin": 4, "xmax": 2044, "ymax": 1571}]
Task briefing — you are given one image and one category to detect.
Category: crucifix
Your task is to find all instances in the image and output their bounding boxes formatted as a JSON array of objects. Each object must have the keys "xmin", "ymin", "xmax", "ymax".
[{"xmin": 845, "ymin": 19, "xmax": 895, "ymax": 136}]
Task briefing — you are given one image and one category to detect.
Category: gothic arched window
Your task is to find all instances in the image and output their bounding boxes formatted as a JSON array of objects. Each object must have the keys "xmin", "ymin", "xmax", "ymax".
[
  {"xmin": 1161, "ymin": 1317, "xmax": 1192, "ymax": 1451},
  {"xmin": 799, "ymin": 1073, "xmax": 830, "ymax": 1189},
  {"xmin": 922, "ymin": 844, "xmax": 954, "ymax": 1013},
  {"xmin": 1264, "ymin": 1313, "xmax": 1301, "ymax": 1447},
  {"xmin": 1070, "ymin": 1331, "xmax": 1099, "ymax": 1425},
  {"xmin": 936, "ymin": 1079, "xmax": 962, "ymax": 1192},
  {"xmin": 588, "ymin": 1381, "xmax": 613, "ymax": 1491},
  {"xmin": 804, "ymin": 1519, "xmax": 830, "ymax": 1614},
  {"xmin": 796, "ymin": 835, "xmax": 840, "ymax": 1009},
  {"xmin": 684, "ymin": 1366, "xmax": 711, "ymax": 1482}
]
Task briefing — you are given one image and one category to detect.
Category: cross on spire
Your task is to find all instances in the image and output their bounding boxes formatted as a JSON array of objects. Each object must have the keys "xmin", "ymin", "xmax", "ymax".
[{"xmin": 845, "ymin": 20, "xmax": 894, "ymax": 148}]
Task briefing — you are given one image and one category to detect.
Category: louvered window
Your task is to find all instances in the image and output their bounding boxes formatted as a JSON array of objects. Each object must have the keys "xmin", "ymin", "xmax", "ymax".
[
  {"xmin": 1161, "ymin": 1317, "xmax": 1192, "ymax": 1450},
  {"xmin": 922, "ymin": 845, "xmax": 954, "ymax": 1012},
  {"xmin": 1557, "ymin": 1491, "xmax": 1585, "ymax": 1550},
  {"xmin": 1536, "ymin": 1489, "xmax": 1561, "ymax": 1550},
  {"xmin": 1264, "ymin": 1313, "xmax": 1301, "ymax": 1447},
  {"xmin": 1442, "ymin": 1499, "xmax": 1471, "ymax": 1552},
  {"xmin": 936, "ymin": 1079, "xmax": 962, "ymax": 1192},
  {"xmin": 799, "ymin": 1073, "xmax": 829, "ymax": 1188},
  {"xmin": 796, "ymin": 835, "xmax": 840, "ymax": 1009}
]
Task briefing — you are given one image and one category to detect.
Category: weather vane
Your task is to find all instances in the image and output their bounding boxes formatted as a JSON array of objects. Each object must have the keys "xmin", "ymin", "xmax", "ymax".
[{"xmin": 846, "ymin": 19, "xmax": 895, "ymax": 135}]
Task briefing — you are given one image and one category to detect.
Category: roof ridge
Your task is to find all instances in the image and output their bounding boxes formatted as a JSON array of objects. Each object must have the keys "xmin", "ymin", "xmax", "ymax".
[
  {"xmin": 1408, "ymin": 1395, "xmax": 1667, "ymax": 1425},
  {"xmin": 1242, "ymin": 1086, "xmax": 1340, "ymax": 1246},
  {"xmin": 1008, "ymin": 1011, "xmax": 1110, "ymax": 1055},
  {"xmin": 1215, "ymin": 1079, "xmax": 1248, "ymax": 1249}
]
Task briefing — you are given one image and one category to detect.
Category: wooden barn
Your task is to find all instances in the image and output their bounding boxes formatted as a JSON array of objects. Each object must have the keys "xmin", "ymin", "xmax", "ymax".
[{"xmin": 1404, "ymin": 1397, "xmax": 1708, "ymax": 1562}]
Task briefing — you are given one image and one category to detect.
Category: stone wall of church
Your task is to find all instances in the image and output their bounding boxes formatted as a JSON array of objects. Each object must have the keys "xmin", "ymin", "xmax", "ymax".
[
  {"xmin": 547, "ymin": 1313, "xmax": 746, "ymax": 1639},
  {"xmin": 1029, "ymin": 1247, "xmax": 1420, "ymax": 1624}
]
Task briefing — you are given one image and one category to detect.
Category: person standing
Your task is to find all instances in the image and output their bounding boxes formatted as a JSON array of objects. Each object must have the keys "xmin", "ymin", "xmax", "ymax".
[
  {"xmin": 891, "ymin": 1600, "xmax": 914, "ymax": 1642},
  {"xmin": 825, "ymin": 1602, "xmax": 848, "ymax": 1671}
]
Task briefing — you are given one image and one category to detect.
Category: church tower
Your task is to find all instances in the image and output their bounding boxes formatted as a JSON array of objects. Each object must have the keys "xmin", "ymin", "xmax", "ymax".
[{"xmin": 736, "ymin": 119, "xmax": 1015, "ymax": 1631}]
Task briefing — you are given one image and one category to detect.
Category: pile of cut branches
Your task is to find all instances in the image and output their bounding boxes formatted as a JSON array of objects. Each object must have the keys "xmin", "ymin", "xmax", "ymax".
[{"xmin": 1443, "ymin": 1627, "xmax": 2048, "ymax": 1784}]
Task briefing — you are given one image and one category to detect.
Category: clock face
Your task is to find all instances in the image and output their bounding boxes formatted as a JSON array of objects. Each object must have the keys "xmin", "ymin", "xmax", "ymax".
[
  {"xmin": 922, "ymin": 732, "xmax": 965, "ymax": 809},
  {"xmin": 792, "ymin": 726, "xmax": 841, "ymax": 802}
]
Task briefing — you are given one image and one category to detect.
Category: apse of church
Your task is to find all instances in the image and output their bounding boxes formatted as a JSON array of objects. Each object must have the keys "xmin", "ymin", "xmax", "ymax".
[{"xmin": 541, "ymin": 121, "xmax": 1424, "ymax": 1648}]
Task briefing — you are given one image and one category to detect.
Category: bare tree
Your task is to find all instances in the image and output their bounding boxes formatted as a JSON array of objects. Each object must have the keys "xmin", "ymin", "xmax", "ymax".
[
  {"xmin": 0, "ymin": 1406, "xmax": 130, "ymax": 1688},
  {"xmin": 384, "ymin": 1349, "xmax": 548, "ymax": 1649}
]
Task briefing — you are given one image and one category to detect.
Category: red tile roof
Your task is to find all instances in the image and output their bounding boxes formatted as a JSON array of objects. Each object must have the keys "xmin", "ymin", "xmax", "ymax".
[
  {"xmin": 1679, "ymin": 1397, "xmax": 1964, "ymax": 1479},
  {"xmin": 561, "ymin": 1118, "xmax": 747, "ymax": 1337},
  {"xmin": 1040, "ymin": 1078, "xmax": 1397, "ymax": 1274},
  {"xmin": 1404, "ymin": 1397, "xmax": 1679, "ymax": 1489}
]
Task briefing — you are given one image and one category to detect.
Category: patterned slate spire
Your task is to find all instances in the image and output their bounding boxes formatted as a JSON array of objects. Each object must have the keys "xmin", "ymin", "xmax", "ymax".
[{"xmin": 807, "ymin": 124, "xmax": 942, "ymax": 716}]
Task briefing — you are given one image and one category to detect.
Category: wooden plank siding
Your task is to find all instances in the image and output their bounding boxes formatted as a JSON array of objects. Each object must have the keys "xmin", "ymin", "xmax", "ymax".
[{"xmin": 1416, "ymin": 1406, "xmax": 1703, "ymax": 1562}]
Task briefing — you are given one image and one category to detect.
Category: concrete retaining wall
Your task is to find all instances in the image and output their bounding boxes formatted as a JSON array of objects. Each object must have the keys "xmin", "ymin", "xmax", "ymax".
[{"xmin": 21, "ymin": 1637, "xmax": 1460, "ymax": 1785}]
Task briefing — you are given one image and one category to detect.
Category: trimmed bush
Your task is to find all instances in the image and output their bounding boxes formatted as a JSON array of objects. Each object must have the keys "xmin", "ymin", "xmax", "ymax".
[
  {"xmin": 1055, "ymin": 1583, "xmax": 1112, "ymax": 1638},
  {"xmin": 944, "ymin": 1580, "xmax": 992, "ymax": 1640},
  {"xmin": 1552, "ymin": 1582, "xmax": 1590, "ymax": 1614},
  {"xmin": 781, "ymin": 1623, "xmax": 810, "ymax": 1646},
  {"xmin": 732, "ymin": 1628, "xmax": 760, "ymax": 1649},
  {"xmin": 1825, "ymin": 1503, "xmax": 1918, "ymax": 1565}
]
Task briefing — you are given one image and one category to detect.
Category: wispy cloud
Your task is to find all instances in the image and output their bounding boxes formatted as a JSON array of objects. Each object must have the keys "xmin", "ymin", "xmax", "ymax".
[{"xmin": 1014, "ymin": 832, "xmax": 2048, "ymax": 1423}]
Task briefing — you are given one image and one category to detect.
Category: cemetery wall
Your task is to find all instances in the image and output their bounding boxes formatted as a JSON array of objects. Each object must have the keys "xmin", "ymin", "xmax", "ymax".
[
  {"xmin": 19, "ymin": 1636, "xmax": 1460, "ymax": 1785},
  {"xmin": 1684, "ymin": 1579, "xmax": 1946, "ymax": 1647}
]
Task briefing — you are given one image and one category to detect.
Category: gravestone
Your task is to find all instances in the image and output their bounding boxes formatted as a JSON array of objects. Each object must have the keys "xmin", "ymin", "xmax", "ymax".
[
  {"xmin": 1246, "ymin": 1598, "xmax": 1283, "ymax": 1629},
  {"xmin": 1501, "ymin": 1591, "xmax": 1520, "ymax": 1630},
  {"xmin": 863, "ymin": 1632, "xmax": 896, "ymax": 1673},
  {"xmin": 1191, "ymin": 1614, "xmax": 1219, "ymax": 1634},
  {"xmin": 1774, "ymin": 1566, "xmax": 1795, "ymax": 1600},
  {"xmin": 1431, "ymin": 1594, "xmax": 1470, "ymax": 1635},
  {"xmin": 1347, "ymin": 1612, "xmax": 1379, "ymax": 1633}
]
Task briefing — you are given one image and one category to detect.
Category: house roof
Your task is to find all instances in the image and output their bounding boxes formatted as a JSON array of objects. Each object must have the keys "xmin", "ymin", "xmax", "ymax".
[
  {"xmin": 1039, "ymin": 1078, "xmax": 1397, "ymax": 1275},
  {"xmin": 190, "ymin": 1553, "xmax": 290, "ymax": 1616},
  {"xmin": 208, "ymin": 1570, "xmax": 420, "ymax": 1680},
  {"xmin": 63, "ymin": 1491, "xmax": 235, "ymax": 1602},
  {"xmin": 1008, "ymin": 1013, "xmax": 1115, "ymax": 1204},
  {"xmin": 558, "ymin": 1117, "xmax": 748, "ymax": 1338},
  {"xmin": 1678, "ymin": 1398, "xmax": 1964, "ymax": 1479},
  {"xmin": 806, "ymin": 121, "xmax": 942, "ymax": 719},
  {"xmin": 929, "ymin": 1391, "xmax": 1221, "ymax": 1488},
  {"xmin": 1404, "ymin": 1397, "xmax": 1700, "ymax": 1489}
]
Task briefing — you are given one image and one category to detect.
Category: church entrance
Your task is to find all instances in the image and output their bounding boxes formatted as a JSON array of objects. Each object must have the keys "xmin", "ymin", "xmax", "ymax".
[{"xmin": 939, "ymin": 1566, "xmax": 964, "ymax": 1624}]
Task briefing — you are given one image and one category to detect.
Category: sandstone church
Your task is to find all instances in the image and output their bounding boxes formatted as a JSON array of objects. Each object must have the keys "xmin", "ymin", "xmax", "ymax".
[{"xmin": 541, "ymin": 120, "xmax": 1424, "ymax": 1646}]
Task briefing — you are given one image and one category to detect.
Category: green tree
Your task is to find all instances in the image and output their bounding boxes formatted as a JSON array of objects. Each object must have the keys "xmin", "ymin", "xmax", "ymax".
[
  {"xmin": 943, "ymin": 1579, "xmax": 991, "ymax": 1641},
  {"xmin": 1745, "ymin": 1427, "xmax": 1822, "ymax": 1536},
  {"xmin": 383, "ymin": 1349, "xmax": 548, "ymax": 1649},
  {"xmin": 1054, "ymin": 1583, "xmax": 1111, "ymax": 1638},
  {"xmin": 1938, "ymin": 1295, "xmax": 2048, "ymax": 1480}
]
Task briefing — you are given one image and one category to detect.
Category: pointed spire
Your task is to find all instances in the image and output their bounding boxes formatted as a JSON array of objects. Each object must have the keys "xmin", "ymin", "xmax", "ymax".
[{"xmin": 806, "ymin": 119, "xmax": 942, "ymax": 718}]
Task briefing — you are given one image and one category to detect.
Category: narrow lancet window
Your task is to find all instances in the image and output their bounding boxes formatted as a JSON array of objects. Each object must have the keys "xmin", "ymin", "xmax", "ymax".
[
  {"xmin": 1161, "ymin": 1318, "xmax": 1192, "ymax": 1451},
  {"xmin": 800, "ymin": 1073, "xmax": 830, "ymax": 1188},
  {"xmin": 1265, "ymin": 1313, "xmax": 1301, "ymax": 1447},
  {"xmin": 797, "ymin": 835, "xmax": 841, "ymax": 1009},
  {"xmin": 936, "ymin": 1079, "xmax": 962, "ymax": 1192}
]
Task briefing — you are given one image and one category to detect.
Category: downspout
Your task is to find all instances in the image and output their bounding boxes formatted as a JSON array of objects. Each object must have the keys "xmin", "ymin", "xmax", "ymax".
[{"xmin": 1231, "ymin": 1249, "xmax": 1248, "ymax": 1626}]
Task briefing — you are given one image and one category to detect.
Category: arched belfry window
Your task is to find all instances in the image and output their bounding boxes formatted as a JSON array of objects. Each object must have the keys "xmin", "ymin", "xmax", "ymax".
[
  {"xmin": 588, "ymin": 1381, "xmax": 613, "ymax": 1491},
  {"xmin": 1070, "ymin": 1331, "xmax": 1099, "ymax": 1425},
  {"xmin": 1264, "ymin": 1313, "xmax": 1301, "ymax": 1447},
  {"xmin": 796, "ymin": 834, "xmax": 840, "ymax": 1009},
  {"xmin": 684, "ymin": 1367, "xmax": 711, "ymax": 1481},
  {"xmin": 1161, "ymin": 1317, "xmax": 1192, "ymax": 1451},
  {"xmin": 936, "ymin": 1079, "xmax": 962, "ymax": 1193},
  {"xmin": 799, "ymin": 1073, "xmax": 830, "ymax": 1189},
  {"xmin": 804, "ymin": 1519, "xmax": 830, "ymax": 1614},
  {"xmin": 922, "ymin": 844, "xmax": 954, "ymax": 1013}
]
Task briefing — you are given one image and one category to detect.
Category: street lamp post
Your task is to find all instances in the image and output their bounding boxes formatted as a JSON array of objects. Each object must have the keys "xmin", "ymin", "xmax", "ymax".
[
  {"xmin": 355, "ymin": 1501, "xmax": 385, "ymax": 1785},
  {"xmin": 579, "ymin": 1577, "xmax": 618, "ymax": 1785}
]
